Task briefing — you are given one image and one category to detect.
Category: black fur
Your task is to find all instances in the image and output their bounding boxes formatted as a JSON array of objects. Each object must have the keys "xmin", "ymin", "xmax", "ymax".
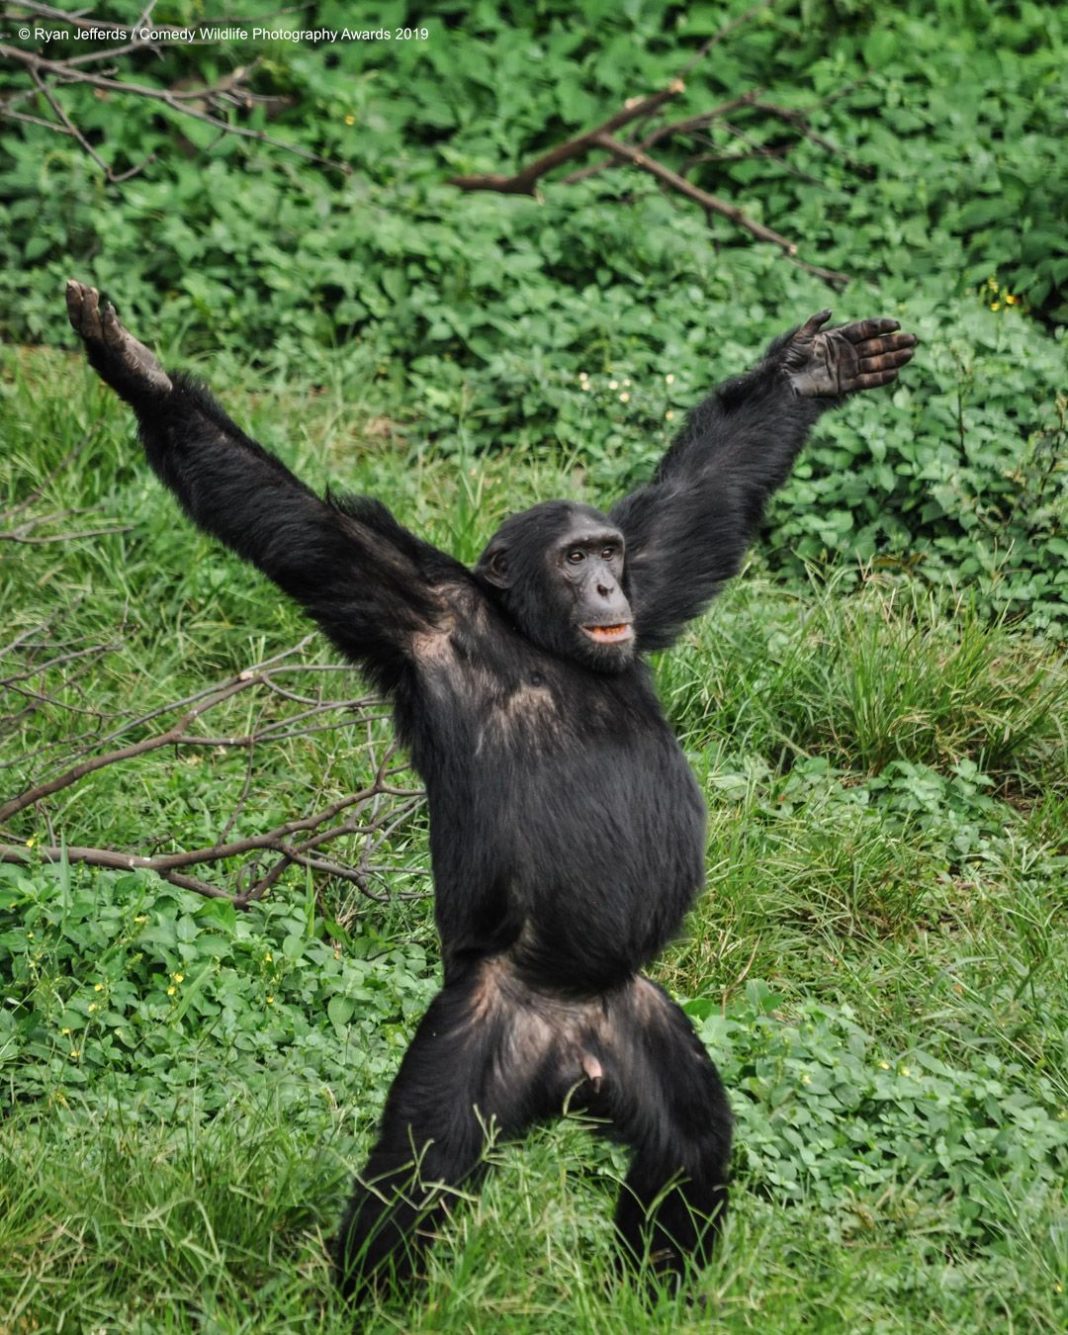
[{"xmin": 68, "ymin": 292, "xmax": 913, "ymax": 1301}]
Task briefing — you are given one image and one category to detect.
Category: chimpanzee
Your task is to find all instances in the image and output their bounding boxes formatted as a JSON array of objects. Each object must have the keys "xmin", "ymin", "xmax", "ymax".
[{"xmin": 65, "ymin": 280, "xmax": 915, "ymax": 1298}]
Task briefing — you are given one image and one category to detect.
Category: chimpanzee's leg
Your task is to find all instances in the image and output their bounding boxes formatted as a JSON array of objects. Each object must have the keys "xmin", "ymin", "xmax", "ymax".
[
  {"xmin": 335, "ymin": 960, "xmax": 574, "ymax": 1302},
  {"xmin": 335, "ymin": 966, "xmax": 731, "ymax": 1301},
  {"xmin": 597, "ymin": 979, "xmax": 732, "ymax": 1284}
]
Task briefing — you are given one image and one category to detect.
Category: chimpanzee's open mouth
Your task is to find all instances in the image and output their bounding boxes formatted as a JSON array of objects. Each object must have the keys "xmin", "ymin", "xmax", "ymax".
[{"xmin": 582, "ymin": 623, "xmax": 634, "ymax": 644}]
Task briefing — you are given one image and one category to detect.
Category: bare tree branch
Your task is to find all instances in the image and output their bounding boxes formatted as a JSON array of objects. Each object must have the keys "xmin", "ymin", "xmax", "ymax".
[
  {"xmin": 445, "ymin": 20, "xmax": 851, "ymax": 287},
  {"xmin": 0, "ymin": 521, "xmax": 134, "ymax": 544},
  {"xmin": 591, "ymin": 133, "xmax": 850, "ymax": 289},
  {"xmin": 0, "ymin": 637, "xmax": 429, "ymax": 907},
  {"xmin": 676, "ymin": 0, "xmax": 778, "ymax": 81},
  {"xmin": 561, "ymin": 91, "xmax": 764, "ymax": 186},
  {"xmin": 0, "ymin": 37, "xmax": 345, "ymax": 179},
  {"xmin": 448, "ymin": 80, "xmax": 686, "ymax": 195}
]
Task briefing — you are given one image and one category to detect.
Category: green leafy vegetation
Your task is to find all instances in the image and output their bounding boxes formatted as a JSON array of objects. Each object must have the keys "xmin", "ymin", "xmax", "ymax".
[
  {"xmin": 2, "ymin": 0, "xmax": 1066, "ymax": 627},
  {"xmin": 1, "ymin": 0, "xmax": 1066, "ymax": 1329}
]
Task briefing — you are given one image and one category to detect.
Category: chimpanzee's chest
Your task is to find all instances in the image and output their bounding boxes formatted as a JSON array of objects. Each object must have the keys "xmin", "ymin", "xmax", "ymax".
[
  {"xmin": 406, "ymin": 633, "xmax": 667, "ymax": 772},
  {"xmin": 402, "ymin": 642, "xmax": 707, "ymax": 904}
]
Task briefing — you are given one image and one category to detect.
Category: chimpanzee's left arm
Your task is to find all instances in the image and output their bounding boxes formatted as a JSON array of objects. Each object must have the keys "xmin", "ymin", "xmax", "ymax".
[{"xmin": 610, "ymin": 311, "xmax": 916, "ymax": 651}]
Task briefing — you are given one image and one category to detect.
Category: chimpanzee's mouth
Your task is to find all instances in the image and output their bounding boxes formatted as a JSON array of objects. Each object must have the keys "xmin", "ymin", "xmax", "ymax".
[{"xmin": 582, "ymin": 623, "xmax": 634, "ymax": 644}]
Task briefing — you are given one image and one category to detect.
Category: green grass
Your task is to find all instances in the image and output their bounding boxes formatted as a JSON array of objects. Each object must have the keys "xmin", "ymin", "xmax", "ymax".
[{"xmin": 2, "ymin": 348, "xmax": 1066, "ymax": 1332}]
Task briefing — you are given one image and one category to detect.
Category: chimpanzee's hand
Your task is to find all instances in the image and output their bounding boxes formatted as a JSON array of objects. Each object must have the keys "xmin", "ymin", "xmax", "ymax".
[
  {"xmin": 66, "ymin": 279, "xmax": 173, "ymax": 396},
  {"xmin": 782, "ymin": 310, "xmax": 917, "ymax": 398}
]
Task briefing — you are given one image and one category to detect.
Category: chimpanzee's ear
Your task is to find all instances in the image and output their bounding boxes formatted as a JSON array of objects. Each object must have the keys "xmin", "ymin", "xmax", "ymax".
[{"xmin": 477, "ymin": 545, "xmax": 512, "ymax": 589}]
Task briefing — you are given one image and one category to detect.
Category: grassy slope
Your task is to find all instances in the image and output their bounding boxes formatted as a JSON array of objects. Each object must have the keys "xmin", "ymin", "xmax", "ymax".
[{"xmin": 1, "ymin": 348, "xmax": 1066, "ymax": 1332}]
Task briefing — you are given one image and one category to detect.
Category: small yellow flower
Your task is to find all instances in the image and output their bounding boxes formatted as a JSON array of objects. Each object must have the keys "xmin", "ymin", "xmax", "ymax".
[
  {"xmin": 344, "ymin": 113, "xmax": 356, "ymax": 126},
  {"xmin": 665, "ymin": 410, "xmax": 675, "ymax": 421},
  {"xmin": 619, "ymin": 392, "xmax": 630, "ymax": 403},
  {"xmin": 266, "ymin": 995, "xmax": 275, "ymax": 1005},
  {"xmin": 991, "ymin": 301, "xmax": 1002, "ymax": 312},
  {"xmin": 61, "ymin": 1027, "xmax": 72, "ymax": 1036},
  {"xmin": 608, "ymin": 380, "xmax": 618, "ymax": 390},
  {"xmin": 665, "ymin": 373, "xmax": 675, "ymax": 384},
  {"xmin": 69, "ymin": 1049, "xmax": 80, "ymax": 1059},
  {"xmin": 94, "ymin": 983, "xmax": 105, "ymax": 992},
  {"xmin": 26, "ymin": 835, "xmax": 36, "ymax": 848},
  {"xmin": 166, "ymin": 986, "xmax": 176, "ymax": 997},
  {"xmin": 134, "ymin": 914, "xmax": 148, "ymax": 924},
  {"xmin": 1004, "ymin": 293, "xmax": 1017, "ymax": 305},
  {"xmin": 88, "ymin": 1003, "xmax": 98, "ymax": 1014},
  {"xmin": 878, "ymin": 1060, "xmax": 890, "ymax": 1070},
  {"xmin": 899, "ymin": 1066, "xmax": 911, "ymax": 1077},
  {"xmin": 801, "ymin": 1073, "xmax": 812, "ymax": 1085},
  {"xmin": 172, "ymin": 972, "xmax": 184, "ymax": 984},
  {"xmin": 264, "ymin": 952, "xmax": 273, "ymax": 963}
]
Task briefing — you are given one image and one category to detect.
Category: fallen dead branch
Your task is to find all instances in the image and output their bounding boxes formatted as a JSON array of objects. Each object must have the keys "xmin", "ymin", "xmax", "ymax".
[
  {"xmin": 591, "ymin": 134, "xmax": 849, "ymax": 288},
  {"xmin": 1, "ymin": 636, "xmax": 427, "ymax": 909},
  {"xmin": 0, "ymin": 4, "xmax": 344, "ymax": 181},
  {"xmin": 448, "ymin": 80, "xmax": 686, "ymax": 196},
  {"xmin": 448, "ymin": 1, "xmax": 852, "ymax": 290}
]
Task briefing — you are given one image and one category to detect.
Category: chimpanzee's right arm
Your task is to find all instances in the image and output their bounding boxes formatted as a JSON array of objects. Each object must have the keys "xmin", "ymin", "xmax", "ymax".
[{"xmin": 67, "ymin": 280, "xmax": 463, "ymax": 689}]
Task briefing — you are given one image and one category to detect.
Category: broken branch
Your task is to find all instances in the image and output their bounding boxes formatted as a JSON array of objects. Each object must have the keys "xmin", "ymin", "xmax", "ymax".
[
  {"xmin": 1, "ymin": 638, "xmax": 429, "ymax": 908},
  {"xmin": 448, "ymin": 80, "xmax": 686, "ymax": 195},
  {"xmin": 591, "ymin": 134, "xmax": 849, "ymax": 289}
]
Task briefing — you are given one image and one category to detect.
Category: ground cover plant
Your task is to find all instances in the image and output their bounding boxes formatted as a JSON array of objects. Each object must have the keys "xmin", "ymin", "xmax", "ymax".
[{"xmin": 2, "ymin": 0, "xmax": 1067, "ymax": 1330}]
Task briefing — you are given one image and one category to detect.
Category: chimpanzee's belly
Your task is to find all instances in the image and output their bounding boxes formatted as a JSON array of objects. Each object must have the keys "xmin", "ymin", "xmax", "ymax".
[{"xmin": 426, "ymin": 716, "xmax": 707, "ymax": 990}]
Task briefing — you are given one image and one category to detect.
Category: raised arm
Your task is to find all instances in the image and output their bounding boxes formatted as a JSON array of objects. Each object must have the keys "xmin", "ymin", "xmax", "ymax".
[
  {"xmin": 66, "ymin": 281, "xmax": 463, "ymax": 690},
  {"xmin": 610, "ymin": 311, "xmax": 916, "ymax": 651}
]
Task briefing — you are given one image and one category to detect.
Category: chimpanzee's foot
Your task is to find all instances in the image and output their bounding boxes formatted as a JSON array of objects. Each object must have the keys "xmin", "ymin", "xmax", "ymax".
[{"xmin": 66, "ymin": 279, "xmax": 173, "ymax": 396}]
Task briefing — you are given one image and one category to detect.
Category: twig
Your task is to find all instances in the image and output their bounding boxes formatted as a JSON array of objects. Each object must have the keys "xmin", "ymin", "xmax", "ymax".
[
  {"xmin": 0, "ymin": 842, "xmax": 242, "ymax": 901},
  {"xmin": 447, "ymin": 61, "xmax": 850, "ymax": 287},
  {"xmin": 0, "ymin": 784, "xmax": 428, "ymax": 907},
  {"xmin": 0, "ymin": 42, "xmax": 346, "ymax": 176},
  {"xmin": 591, "ymin": 133, "xmax": 850, "ymax": 288},
  {"xmin": 448, "ymin": 80, "xmax": 686, "ymax": 195},
  {"xmin": 689, "ymin": 120, "xmax": 826, "ymax": 187},
  {"xmin": 29, "ymin": 63, "xmax": 110, "ymax": 175},
  {"xmin": 562, "ymin": 92, "xmax": 762, "ymax": 186},
  {"xmin": 0, "ymin": 676, "xmax": 252, "ymax": 822},
  {"xmin": 676, "ymin": 0, "xmax": 778, "ymax": 81},
  {"xmin": 1, "ymin": 642, "xmax": 117, "ymax": 690},
  {"xmin": 1, "ymin": 638, "xmax": 428, "ymax": 906},
  {"xmin": 0, "ymin": 523, "xmax": 134, "ymax": 544},
  {"xmin": 4, "ymin": 1, "xmax": 130, "ymax": 32}
]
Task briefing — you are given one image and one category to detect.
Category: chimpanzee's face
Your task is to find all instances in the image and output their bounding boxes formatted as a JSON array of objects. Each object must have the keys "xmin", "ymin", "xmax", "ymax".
[{"xmin": 476, "ymin": 501, "xmax": 635, "ymax": 671}]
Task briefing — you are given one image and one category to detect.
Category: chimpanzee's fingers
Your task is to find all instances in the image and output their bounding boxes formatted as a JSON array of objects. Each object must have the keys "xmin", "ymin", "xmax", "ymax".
[
  {"xmin": 837, "ymin": 317, "xmax": 903, "ymax": 343},
  {"xmin": 66, "ymin": 279, "xmax": 103, "ymax": 342},
  {"xmin": 798, "ymin": 308, "xmax": 834, "ymax": 338},
  {"xmin": 65, "ymin": 278, "xmax": 172, "ymax": 395},
  {"xmin": 100, "ymin": 298, "xmax": 126, "ymax": 351},
  {"xmin": 852, "ymin": 331, "xmax": 918, "ymax": 357},
  {"xmin": 851, "ymin": 369, "xmax": 907, "ymax": 390},
  {"xmin": 857, "ymin": 345, "xmax": 917, "ymax": 375}
]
